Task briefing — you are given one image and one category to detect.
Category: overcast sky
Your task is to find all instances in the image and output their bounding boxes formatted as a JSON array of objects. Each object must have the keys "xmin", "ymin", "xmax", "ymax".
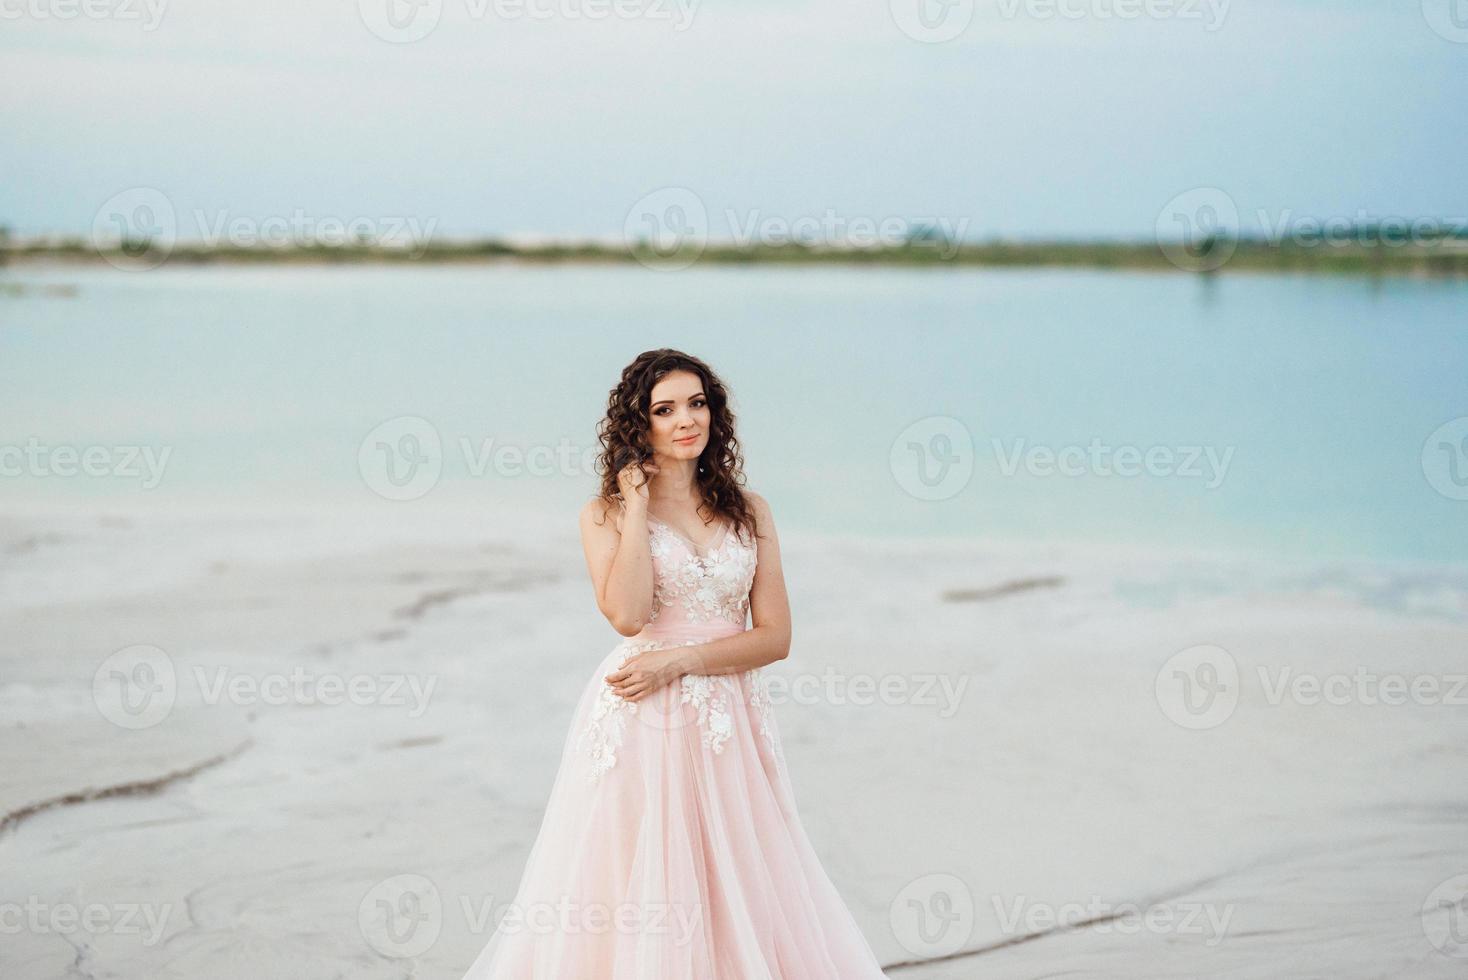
[{"xmin": 5, "ymin": 0, "xmax": 1466, "ymax": 241}]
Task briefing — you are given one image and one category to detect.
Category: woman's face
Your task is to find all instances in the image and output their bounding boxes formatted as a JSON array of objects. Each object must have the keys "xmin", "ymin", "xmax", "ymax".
[{"xmin": 647, "ymin": 370, "xmax": 711, "ymax": 463}]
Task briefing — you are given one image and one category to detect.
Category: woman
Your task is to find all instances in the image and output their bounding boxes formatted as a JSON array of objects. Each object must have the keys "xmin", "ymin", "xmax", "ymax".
[{"xmin": 462, "ymin": 349, "xmax": 889, "ymax": 979}]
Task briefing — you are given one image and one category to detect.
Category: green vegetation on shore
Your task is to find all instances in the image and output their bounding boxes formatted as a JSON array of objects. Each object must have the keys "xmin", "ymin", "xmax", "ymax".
[{"xmin": 5, "ymin": 230, "xmax": 1468, "ymax": 278}]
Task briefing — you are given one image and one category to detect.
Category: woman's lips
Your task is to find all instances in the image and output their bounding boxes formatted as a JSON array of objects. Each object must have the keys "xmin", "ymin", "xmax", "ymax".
[{"xmin": 673, "ymin": 434, "xmax": 699, "ymax": 444}]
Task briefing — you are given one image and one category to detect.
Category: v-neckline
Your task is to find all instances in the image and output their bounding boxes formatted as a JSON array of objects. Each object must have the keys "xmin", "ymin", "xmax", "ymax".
[{"xmin": 647, "ymin": 513, "xmax": 731, "ymax": 556}]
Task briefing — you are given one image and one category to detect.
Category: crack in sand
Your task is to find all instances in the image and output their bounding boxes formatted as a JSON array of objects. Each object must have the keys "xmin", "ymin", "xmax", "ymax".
[
  {"xmin": 880, "ymin": 870, "xmax": 1232, "ymax": 972},
  {"xmin": 59, "ymin": 926, "xmax": 98, "ymax": 980},
  {"xmin": 0, "ymin": 738, "xmax": 253, "ymax": 835},
  {"xmin": 392, "ymin": 570, "xmax": 559, "ymax": 621},
  {"xmin": 941, "ymin": 576, "xmax": 1064, "ymax": 603}
]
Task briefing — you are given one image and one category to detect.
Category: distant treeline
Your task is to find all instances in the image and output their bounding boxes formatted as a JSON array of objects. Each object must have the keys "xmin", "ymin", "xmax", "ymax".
[{"xmin": 4, "ymin": 227, "xmax": 1467, "ymax": 278}]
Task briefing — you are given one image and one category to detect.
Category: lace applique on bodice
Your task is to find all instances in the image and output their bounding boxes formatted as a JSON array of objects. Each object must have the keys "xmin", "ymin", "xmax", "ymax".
[{"xmin": 645, "ymin": 515, "xmax": 758, "ymax": 628}]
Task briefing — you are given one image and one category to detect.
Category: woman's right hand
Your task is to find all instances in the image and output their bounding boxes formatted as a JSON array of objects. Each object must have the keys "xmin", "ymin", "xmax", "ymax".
[{"xmin": 616, "ymin": 456, "xmax": 658, "ymax": 505}]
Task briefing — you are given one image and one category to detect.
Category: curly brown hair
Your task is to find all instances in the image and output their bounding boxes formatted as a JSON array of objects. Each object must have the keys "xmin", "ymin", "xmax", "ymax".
[{"xmin": 594, "ymin": 349, "xmax": 756, "ymax": 545}]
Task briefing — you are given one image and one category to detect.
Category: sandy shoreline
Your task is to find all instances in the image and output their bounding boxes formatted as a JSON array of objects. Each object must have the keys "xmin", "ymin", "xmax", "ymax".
[{"xmin": 2, "ymin": 498, "xmax": 1466, "ymax": 977}]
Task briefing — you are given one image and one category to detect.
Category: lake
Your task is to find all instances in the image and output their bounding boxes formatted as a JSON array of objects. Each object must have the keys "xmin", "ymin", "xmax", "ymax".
[{"xmin": 2, "ymin": 262, "xmax": 1465, "ymax": 564}]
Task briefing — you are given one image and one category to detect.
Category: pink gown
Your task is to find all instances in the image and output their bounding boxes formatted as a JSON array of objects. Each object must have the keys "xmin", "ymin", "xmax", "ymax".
[{"xmin": 461, "ymin": 510, "xmax": 890, "ymax": 979}]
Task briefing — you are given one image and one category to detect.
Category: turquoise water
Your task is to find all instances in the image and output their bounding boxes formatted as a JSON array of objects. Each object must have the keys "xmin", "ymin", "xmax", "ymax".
[{"xmin": 2, "ymin": 264, "xmax": 1465, "ymax": 564}]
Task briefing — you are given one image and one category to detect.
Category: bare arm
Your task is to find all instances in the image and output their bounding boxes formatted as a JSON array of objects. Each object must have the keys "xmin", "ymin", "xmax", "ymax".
[{"xmin": 579, "ymin": 493, "xmax": 654, "ymax": 637}]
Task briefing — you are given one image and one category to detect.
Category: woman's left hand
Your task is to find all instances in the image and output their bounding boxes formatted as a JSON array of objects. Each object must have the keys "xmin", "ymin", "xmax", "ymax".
[{"xmin": 606, "ymin": 649, "xmax": 686, "ymax": 701}]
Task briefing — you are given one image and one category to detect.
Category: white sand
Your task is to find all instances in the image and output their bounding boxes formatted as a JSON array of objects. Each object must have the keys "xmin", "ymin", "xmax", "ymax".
[{"xmin": 2, "ymin": 497, "xmax": 1465, "ymax": 978}]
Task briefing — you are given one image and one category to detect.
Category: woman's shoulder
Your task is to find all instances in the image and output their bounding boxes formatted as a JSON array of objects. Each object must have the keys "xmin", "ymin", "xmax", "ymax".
[
  {"xmin": 580, "ymin": 494, "xmax": 624, "ymax": 535},
  {"xmin": 742, "ymin": 489, "xmax": 774, "ymax": 536}
]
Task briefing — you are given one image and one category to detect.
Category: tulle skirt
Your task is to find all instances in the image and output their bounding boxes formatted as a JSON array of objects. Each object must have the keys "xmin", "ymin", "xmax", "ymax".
[{"xmin": 461, "ymin": 621, "xmax": 890, "ymax": 979}]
